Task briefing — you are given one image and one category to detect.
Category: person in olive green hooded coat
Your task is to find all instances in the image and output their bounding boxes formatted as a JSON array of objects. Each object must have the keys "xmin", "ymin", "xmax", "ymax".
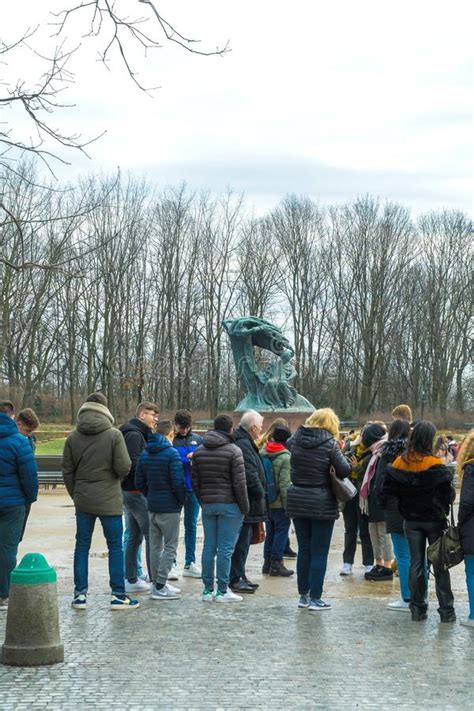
[{"xmin": 63, "ymin": 393, "xmax": 138, "ymax": 611}]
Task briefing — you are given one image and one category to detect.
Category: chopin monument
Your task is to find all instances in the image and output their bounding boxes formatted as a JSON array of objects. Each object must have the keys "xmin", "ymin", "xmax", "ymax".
[{"xmin": 223, "ymin": 317, "xmax": 314, "ymax": 413}]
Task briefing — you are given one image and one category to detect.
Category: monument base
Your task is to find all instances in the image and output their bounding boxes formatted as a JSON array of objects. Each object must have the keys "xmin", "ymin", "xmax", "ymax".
[
  {"xmin": 232, "ymin": 410, "xmax": 312, "ymax": 431},
  {"xmin": 234, "ymin": 394, "xmax": 314, "ymax": 414}
]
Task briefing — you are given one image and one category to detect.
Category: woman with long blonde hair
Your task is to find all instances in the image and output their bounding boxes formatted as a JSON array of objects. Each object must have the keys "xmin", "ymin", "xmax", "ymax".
[
  {"xmin": 457, "ymin": 429, "xmax": 474, "ymax": 627},
  {"xmin": 286, "ymin": 408, "xmax": 351, "ymax": 611}
]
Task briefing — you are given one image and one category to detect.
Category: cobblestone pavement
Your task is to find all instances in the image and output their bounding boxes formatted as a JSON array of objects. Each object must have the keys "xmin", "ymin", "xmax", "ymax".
[{"xmin": 0, "ymin": 492, "xmax": 472, "ymax": 709}]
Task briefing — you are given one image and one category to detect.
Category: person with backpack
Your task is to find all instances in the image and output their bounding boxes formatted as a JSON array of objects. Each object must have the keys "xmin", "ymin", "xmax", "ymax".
[{"xmin": 260, "ymin": 425, "xmax": 294, "ymax": 577}]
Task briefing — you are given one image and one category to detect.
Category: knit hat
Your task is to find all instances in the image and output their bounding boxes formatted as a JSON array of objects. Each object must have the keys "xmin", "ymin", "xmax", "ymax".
[
  {"xmin": 361, "ymin": 423, "xmax": 386, "ymax": 448},
  {"xmin": 272, "ymin": 426, "xmax": 291, "ymax": 443}
]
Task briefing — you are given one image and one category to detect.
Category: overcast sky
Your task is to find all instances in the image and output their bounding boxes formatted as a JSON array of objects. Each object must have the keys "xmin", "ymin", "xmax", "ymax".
[{"xmin": 4, "ymin": 0, "xmax": 473, "ymax": 214}]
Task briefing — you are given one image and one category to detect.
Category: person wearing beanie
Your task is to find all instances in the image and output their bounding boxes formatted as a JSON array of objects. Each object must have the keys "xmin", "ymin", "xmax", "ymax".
[
  {"xmin": 260, "ymin": 425, "xmax": 294, "ymax": 577},
  {"xmin": 63, "ymin": 393, "xmax": 139, "ymax": 611},
  {"xmin": 358, "ymin": 422, "xmax": 393, "ymax": 581}
]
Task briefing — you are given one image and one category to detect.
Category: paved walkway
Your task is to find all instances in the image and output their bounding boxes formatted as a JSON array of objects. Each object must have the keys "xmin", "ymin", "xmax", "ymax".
[{"xmin": 0, "ymin": 492, "xmax": 472, "ymax": 709}]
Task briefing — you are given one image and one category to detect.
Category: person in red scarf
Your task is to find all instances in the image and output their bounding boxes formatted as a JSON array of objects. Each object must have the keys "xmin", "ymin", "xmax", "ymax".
[{"xmin": 260, "ymin": 426, "xmax": 294, "ymax": 577}]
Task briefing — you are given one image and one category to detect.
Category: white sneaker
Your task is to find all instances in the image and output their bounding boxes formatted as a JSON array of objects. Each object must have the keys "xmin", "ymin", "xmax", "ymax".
[
  {"xmin": 215, "ymin": 589, "xmax": 243, "ymax": 603},
  {"xmin": 125, "ymin": 578, "xmax": 151, "ymax": 593},
  {"xmin": 387, "ymin": 599, "xmax": 411, "ymax": 611},
  {"xmin": 150, "ymin": 585, "xmax": 180, "ymax": 600},
  {"xmin": 183, "ymin": 562, "xmax": 202, "ymax": 578},
  {"xmin": 201, "ymin": 588, "xmax": 215, "ymax": 602},
  {"xmin": 165, "ymin": 582, "xmax": 181, "ymax": 594},
  {"xmin": 168, "ymin": 563, "xmax": 179, "ymax": 581},
  {"xmin": 460, "ymin": 618, "xmax": 474, "ymax": 628},
  {"xmin": 363, "ymin": 565, "xmax": 375, "ymax": 574},
  {"xmin": 138, "ymin": 573, "xmax": 150, "ymax": 583},
  {"xmin": 340, "ymin": 563, "xmax": 353, "ymax": 576}
]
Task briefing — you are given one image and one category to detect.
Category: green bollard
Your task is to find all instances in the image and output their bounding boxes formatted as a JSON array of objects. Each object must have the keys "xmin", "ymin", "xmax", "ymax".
[{"xmin": 2, "ymin": 553, "xmax": 64, "ymax": 666}]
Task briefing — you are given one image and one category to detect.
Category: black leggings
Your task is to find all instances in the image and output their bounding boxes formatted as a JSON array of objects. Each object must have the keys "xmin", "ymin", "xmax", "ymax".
[
  {"xmin": 342, "ymin": 496, "xmax": 373, "ymax": 566},
  {"xmin": 404, "ymin": 520, "xmax": 454, "ymax": 616}
]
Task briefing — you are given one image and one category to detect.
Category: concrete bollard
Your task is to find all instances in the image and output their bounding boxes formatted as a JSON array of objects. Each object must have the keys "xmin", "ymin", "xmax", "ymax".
[{"xmin": 2, "ymin": 553, "xmax": 64, "ymax": 666}]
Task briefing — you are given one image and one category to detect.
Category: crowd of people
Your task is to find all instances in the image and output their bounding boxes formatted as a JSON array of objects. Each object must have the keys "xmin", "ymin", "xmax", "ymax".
[{"xmin": 0, "ymin": 396, "xmax": 473, "ymax": 628}]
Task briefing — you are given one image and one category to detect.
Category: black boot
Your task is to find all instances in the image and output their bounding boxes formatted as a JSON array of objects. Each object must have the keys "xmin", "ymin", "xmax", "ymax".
[
  {"xmin": 270, "ymin": 560, "xmax": 294, "ymax": 577},
  {"xmin": 262, "ymin": 559, "xmax": 271, "ymax": 575},
  {"xmin": 283, "ymin": 546, "xmax": 297, "ymax": 559},
  {"xmin": 439, "ymin": 609, "xmax": 456, "ymax": 623}
]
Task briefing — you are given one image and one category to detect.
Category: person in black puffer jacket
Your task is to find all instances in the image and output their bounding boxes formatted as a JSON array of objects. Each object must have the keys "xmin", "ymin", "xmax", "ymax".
[
  {"xmin": 374, "ymin": 418, "xmax": 411, "ymax": 610},
  {"xmin": 457, "ymin": 430, "xmax": 474, "ymax": 627},
  {"xmin": 286, "ymin": 408, "xmax": 350, "ymax": 611},
  {"xmin": 229, "ymin": 410, "xmax": 266, "ymax": 594},
  {"xmin": 383, "ymin": 420, "xmax": 455, "ymax": 623},
  {"xmin": 192, "ymin": 415, "xmax": 249, "ymax": 601}
]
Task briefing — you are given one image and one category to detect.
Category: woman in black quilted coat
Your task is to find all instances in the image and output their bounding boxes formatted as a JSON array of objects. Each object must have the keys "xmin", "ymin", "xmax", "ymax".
[{"xmin": 286, "ymin": 408, "xmax": 350, "ymax": 611}]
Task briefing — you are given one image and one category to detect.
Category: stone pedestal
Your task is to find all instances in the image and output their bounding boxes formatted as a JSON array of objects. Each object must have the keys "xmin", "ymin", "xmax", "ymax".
[
  {"xmin": 232, "ymin": 411, "xmax": 311, "ymax": 431},
  {"xmin": 2, "ymin": 553, "xmax": 64, "ymax": 666}
]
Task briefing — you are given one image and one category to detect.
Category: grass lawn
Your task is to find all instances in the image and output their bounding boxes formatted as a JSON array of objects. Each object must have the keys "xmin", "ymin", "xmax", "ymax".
[{"xmin": 35, "ymin": 438, "xmax": 66, "ymax": 455}]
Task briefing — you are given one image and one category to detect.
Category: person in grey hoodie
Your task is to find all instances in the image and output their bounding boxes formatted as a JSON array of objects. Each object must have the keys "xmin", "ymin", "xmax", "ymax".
[{"xmin": 63, "ymin": 392, "xmax": 138, "ymax": 611}]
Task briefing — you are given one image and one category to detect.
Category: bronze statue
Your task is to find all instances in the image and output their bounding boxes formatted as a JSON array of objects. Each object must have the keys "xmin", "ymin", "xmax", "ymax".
[{"xmin": 222, "ymin": 317, "xmax": 314, "ymax": 412}]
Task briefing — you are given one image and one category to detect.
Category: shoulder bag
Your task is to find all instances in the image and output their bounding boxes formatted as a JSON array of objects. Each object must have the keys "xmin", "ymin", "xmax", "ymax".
[
  {"xmin": 329, "ymin": 443, "xmax": 357, "ymax": 504},
  {"xmin": 427, "ymin": 504, "xmax": 464, "ymax": 572}
]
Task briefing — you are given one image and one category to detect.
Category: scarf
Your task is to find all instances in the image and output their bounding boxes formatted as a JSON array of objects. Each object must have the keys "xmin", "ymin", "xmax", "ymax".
[{"xmin": 359, "ymin": 434, "xmax": 388, "ymax": 514}]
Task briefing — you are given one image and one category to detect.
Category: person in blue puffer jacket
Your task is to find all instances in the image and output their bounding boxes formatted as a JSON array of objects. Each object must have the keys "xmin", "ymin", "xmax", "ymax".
[
  {"xmin": 0, "ymin": 400, "xmax": 38, "ymax": 610},
  {"xmin": 172, "ymin": 409, "xmax": 203, "ymax": 578},
  {"xmin": 135, "ymin": 420, "xmax": 186, "ymax": 600}
]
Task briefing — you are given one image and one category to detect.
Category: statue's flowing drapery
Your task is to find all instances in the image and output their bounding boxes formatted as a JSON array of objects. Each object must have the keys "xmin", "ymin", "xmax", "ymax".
[{"xmin": 222, "ymin": 317, "xmax": 314, "ymax": 412}]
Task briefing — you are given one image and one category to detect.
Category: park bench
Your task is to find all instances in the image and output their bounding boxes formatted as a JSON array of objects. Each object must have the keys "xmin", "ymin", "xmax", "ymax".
[{"xmin": 36, "ymin": 455, "xmax": 64, "ymax": 486}]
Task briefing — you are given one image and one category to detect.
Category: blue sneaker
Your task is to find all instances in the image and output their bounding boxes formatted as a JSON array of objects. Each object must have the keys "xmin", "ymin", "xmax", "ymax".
[
  {"xmin": 298, "ymin": 594, "xmax": 309, "ymax": 608},
  {"xmin": 71, "ymin": 594, "xmax": 87, "ymax": 610},
  {"xmin": 110, "ymin": 595, "xmax": 140, "ymax": 610},
  {"xmin": 308, "ymin": 598, "xmax": 331, "ymax": 611}
]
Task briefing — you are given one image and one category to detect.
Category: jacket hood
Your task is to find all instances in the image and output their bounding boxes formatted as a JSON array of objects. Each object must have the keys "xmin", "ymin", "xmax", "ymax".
[
  {"xmin": 121, "ymin": 417, "xmax": 151, "ymax": 439},
  {"xmin": 146, "ymin": 432, "xmax": 173, "ymax": 453},
  {"xmin": 202, "ymin": 429, "xmax": 234, "ymax": 449},
  {"xmin": 392, "ymin": 454, "xmax": 442, "ymax": 472},
  {"xmin": 76, "ymin": 402, "xmax": 114, "ymax": 435},
  {"xmin": 381, "ymin": 437, "xmax": 408, "ymax": 459},
  {"xmin": 388, "ymin": 455, "xmax": 452, "ymax": 487},
  {"xmin": 0, "ymin": 412, "xmax": 18, "ymax": 439},
  {"xmin": 264, "ymin": 441, "xmax": 288, "ymax": 456},
  {"xmin": 292, "ymin": 426, "xmax": 333, "ymax": 450}
]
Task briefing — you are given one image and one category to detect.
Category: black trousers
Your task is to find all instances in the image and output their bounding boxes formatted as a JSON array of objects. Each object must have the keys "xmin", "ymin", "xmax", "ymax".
[
  {"xmin": 404, "ymin": 520, "xmax": 454, "ymax": 617},
  {"xmin": 342, "ymin": 496, "xmax": 374, "ymax": 566},
  {"xmin": 230, "ymin": 522, "xmax": 253, "ymax": 583}
]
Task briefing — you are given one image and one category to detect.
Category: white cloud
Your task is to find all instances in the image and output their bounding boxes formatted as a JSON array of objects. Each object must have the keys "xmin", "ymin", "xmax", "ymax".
[{"xmin": 3, "ymin": 0, "xmax": 473, "ymax": 212}]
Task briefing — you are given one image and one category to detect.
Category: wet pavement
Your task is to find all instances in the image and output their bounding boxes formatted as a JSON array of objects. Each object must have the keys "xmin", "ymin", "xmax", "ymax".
[{"xmin": 0, "ymin": 491, "xmax": 472, "ymax": 709}]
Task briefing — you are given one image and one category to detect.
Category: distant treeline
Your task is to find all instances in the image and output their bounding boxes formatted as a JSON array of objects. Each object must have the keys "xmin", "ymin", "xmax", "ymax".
[{"xmin": 0, "ymin": 162, "xmax": 472, "ymax": 425}]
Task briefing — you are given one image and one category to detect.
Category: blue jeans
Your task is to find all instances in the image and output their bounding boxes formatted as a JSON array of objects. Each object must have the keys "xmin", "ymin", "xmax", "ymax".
[
  {"xmin": 294, "ymin": 517, "xmax": 335, "ymax": 599},
  {"xmin": 391, "ymin": 532, "xmax": 411, "ymax": 602},
  {"xmin": 122, "ymin": 491, "xmax": 151, "ymax": 581},
  {"xmin": 123, "ymin": 525, "xmax": 143, "ymax": 578},
  {"xmin": 264, "ymin": 508, "xmax": 291, "ymax": 561},
  {"xmin": 465, "ymin": 554, "xmax": 474, "ymax": 620},
  {"xmin": 201, "ymin": 503, "xmax": 243, "ymax": 593},
  {"xmin": 184, "ymin": 491, "xmax": 200, "ymax": 566},
  {"xmin": 0, "ymin": 506, "xmax": 26, "ymax": 599},
  {"xmin": 74, "ymin": 510, "xmax": 125, "ymax": 596}
]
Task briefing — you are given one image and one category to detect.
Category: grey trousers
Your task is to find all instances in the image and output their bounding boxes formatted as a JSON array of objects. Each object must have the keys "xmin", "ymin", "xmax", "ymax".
[{"xmin": 149, "ymin": 512, "xmax": 181, "ymax": 586}]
